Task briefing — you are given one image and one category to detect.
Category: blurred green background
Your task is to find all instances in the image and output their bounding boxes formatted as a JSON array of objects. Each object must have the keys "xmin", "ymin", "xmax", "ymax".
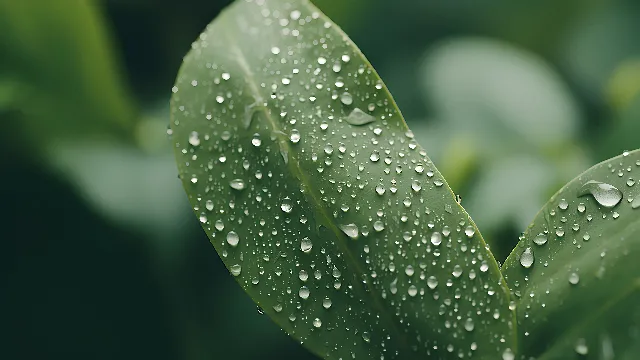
[{"xmin": 1, "ymin": 0, "xmax": 639, "ymax": 359}]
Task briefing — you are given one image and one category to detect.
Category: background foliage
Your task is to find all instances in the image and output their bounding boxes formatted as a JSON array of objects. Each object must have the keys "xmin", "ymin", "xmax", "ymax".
[{"xmin": 1, "ymin": 0, "xmax": 638, "ymax": 359}]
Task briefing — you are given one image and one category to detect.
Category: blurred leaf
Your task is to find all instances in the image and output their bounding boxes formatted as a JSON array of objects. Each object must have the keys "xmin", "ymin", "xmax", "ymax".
[
  {"xmin": 502, "ymin": 149, "xmax": 640, "ymax": 359},
  {"xmin": 419, "ymin": 37, "xmax": 587, "ymax": 244},
  {"xmin": 598, "ymin": 95, "xmax": 640, "ymax": 161},
  {"xmin": 422, "ymin": 37, "xmax": 580, "ymax": 152},
  {"xmin": 170, "ymin": 0, "xmax": 516, "ymax": 358},
  {"xmin": 0, "ymin": 0, "xmax": 136, "ymax": 149},
  {"xmin": 607, "ymin": 60, "xmax": 640, "ymax": 111},
  {"xmin": 560, "ymin": 3, "xmax": 640, "ymax": 102}
]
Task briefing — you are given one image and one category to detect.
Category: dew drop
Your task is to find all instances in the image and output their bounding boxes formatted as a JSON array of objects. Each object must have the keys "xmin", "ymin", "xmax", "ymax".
[
  {"xmin": 375, "ymin": 184, "xmax": 386, "ymax": 195},
  {"xmin": 520, "ymin": 247, "xmax": 534, "ymax": 269},
  {"xmin": 427, "ymin": 276, "xmax": 438, "ymax": 289},
  {"xmin": 346, "ymin": 108, "xmax": 376, "ymax": 126},
  {"xmin": 230, "ymin": 264, "xmax": 242, "ymax": 276},
  {"xmin": 340, "ymin": 92, "xmax": 353, "ymax": 105},
  {"xmin": 407, "ymin": 285, "xmax": 418, "ymax": 297},
  {"xmin": 373, "ymin": 220, "xmax": 385, "ymax": 232},
  {"xmin": 226, "ymin": 231, "xmax": 240, "ymax": 247},
  {"xmin": 464, "ymin": 226, "xmax": 475, "ymax": 238},
  {"xmin": 340, "ymin": 224, "xmax": 359, "ymax": 239},
  {"xmin": 215, "ymin": 220, "xmax": 224, "ymax": 231},
  {"xmin": 323, "ymin": 297, "xmax": 332, "ymax": 309},
  {"xmin": 188, "ymin": 131, "xmax": 200, "ymax": 146},
  {"xmin": 299, "ymin": 286, "xmax": 310, "ymax": 299},
  {"xmin": 578, "ymin": 180, "xmax": 623, "ymax": 208},
  {"xmin": 290, "ymin": 129, "xmax": 301, "ymax": 143},
  {"xmin": 575, "ymin": 338, "xmax": 588, "ymax": 355},
  {"xmin": 281, "ymin": 197, "xmax": 293, "ymax": 213},
  {"xmin": 300, "ymin": 237, "xmax": 312, "ymax": 253},
  {"xmin": 229, "ymin": 179, "xmax": 245, "ymax": 191},
  {"xmin": 313, "ymin": 318, "xmax": 322, "ymax": 328},
  {"xmin": 464, "ymin": 318, "xmax": 475, "ymax": 332},
  {"xmin": 569, "ymin": 272, "xmax": 580, "ymax": 285},
  {"xmin": 502, "ymin": 348, "xmax": 515, "ymax": 360},
  {"xmin": 533, "ymin": 233, "xmax": 548, "ymax": 246},
  {"xmin": 370, "ymin": 151, "xmax": 380, "ymax": 162},
  {"xmin": 431, "ymin": 232, "xmax": 442, "ymax": 246}
]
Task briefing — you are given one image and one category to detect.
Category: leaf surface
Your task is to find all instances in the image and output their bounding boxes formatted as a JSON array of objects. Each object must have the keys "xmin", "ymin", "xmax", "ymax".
[
  {"xmin": 502, "ymin": 149, "xmax": 640, "ymax": 359},
  {"xmin": 170, "ymin": 0, "xmax": 516, "ymax": 358}
]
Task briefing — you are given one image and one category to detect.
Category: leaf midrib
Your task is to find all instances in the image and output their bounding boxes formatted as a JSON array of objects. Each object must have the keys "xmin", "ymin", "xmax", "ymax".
[{"xmin": 221, "ymin": 8, "xmax": 414, "ymax": 357}]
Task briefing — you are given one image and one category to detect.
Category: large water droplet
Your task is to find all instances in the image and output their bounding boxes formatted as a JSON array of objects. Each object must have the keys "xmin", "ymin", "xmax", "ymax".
[
  {"xmin": 300, "ymin": 237, "xmax": 313, "ymax": 253},
  {"xmin": 533, "ymin": 233, "xmax": 548, "ymax": 246},
  {"xmin": 227, "ymin": 231, "xmax": 240, "ymax": 247},
  {"xmin": 281, "ymin": 197, "xmax": 293, "ymax": 213},
  {"xmin": 229, "ymin": 179, "xmax": 246, "ymax": 191},
  {"xmin": 575, "ymin": 338, "xmax": 588, "ymax": 355},
  {"xmin": 299, "ymin": 286, "xmax": 310, "ymax": 299},
  {"xmin": 578, "ymin": 180, "xmax": 623, "ymax": 208},
  {"xmin": 520, "ymin": 247, "xmax": 534, "ymax": 268},
  {"xmin": 340, "ymin": 224, "xmax": 359, "ymax": 239},
  {"xmin": 230, "ymin": 264, "xmax": 242, "ymax": 276},
  {"xmin": 340, "ymin": 92, "xmax": 353, "ymax": 105},
  {"xmin": 502, "ymin": 348, "xmax": 515, "ymax": 360},
  {"xmin": 569, "ymin": 272, "xmax": 580, "ymax": 285},
  {"xmin": 188, "ymin": 131, "xmax": 200, "ymax": 146},
  {"xmin": 346, "ymin": 108, "xmax": 376, "ymax": 126},
  {"xmin": 464, "ymin": 318, "xmax": 475, "ymax": 332},
  {"xmin": 430, "ymin": 232, "xmax": 442, "ymax": 246}
]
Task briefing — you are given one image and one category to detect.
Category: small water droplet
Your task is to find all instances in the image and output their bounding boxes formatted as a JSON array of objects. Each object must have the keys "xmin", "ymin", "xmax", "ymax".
[
  {"xmin": 290, "ymin": 129, "xmax": 301, "ymax": 143},
  {"xmin": 370, "ymin": 151, "xmax": 380, "ymax": 162},
  {"xmin": 407, "ymin": 285, "xmax": 418, "ymax": 297},
  {"xmin": 375, "ymin": 184, "xmax": 386, "ymax": 195},
  {"xmin": 230, "ymin": 264, "xmax": 242, "ymax": 276},
  {"xmin": 575, "ymin": 338, "xmax": 588, "ymax": 355},
  {"xmin": 464, "ymin": 318, "xmax": 475, "ymax": 332},
  {"xmin": 427, "ymin": 276, "xmax": 438, "ymax": 289},
  {"xmin": 464, "ymin": 226, "xmax": 475, "ymax": 238},
  {"xmin": 569, "ymin": 272, "xmax": 580, "ymax": 285},
  {"xmin": 281, "ymin": 197, "xmax": 293, "ymax": 213},
  {"xmin": 340, "ymin": 92, "xmax": 353, "ymax": 105},
  {"xmin": 323, "ymin": 297, "xmax": 332, "ymax": 309},
  {"xmin": 520, "ymin": 247, "xmax": 534, "ymax": 268},
  {"xmin": 312, "ymin": 318, "xmax": 322, "ymax": 328}
]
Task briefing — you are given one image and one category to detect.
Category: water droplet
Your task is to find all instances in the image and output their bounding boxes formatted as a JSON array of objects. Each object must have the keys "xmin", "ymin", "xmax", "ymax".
[
  {"xmin": 405, "ymin": 265, "xmax": 414, "ymax": 276},
  {"xmin": 346, "ymin": 108, "xmax": 376, "ymax": 126},
  {"xmin": 464, "ymin": 226, "xmax": 475, "ymax": 238},
  {"xmin": 575, "ymin": 338, "xmax": 588, "ymax": 355},
  {"xmin": 271, "ymin": 46, "xmax": 280, "ymax": 55},
  {"xmin": 558, "ymin": 199, "xmax": 569, "ymax": 210},
  {"xmin": 502, "ymin": 348, "xmax": 515, "ymax": 360},
  {"xmin": 229, "ymin": 179, "xmax": 245, "ymax": 191},
  {"xmin": 578, "ymin": 180, "xmax": 623, "ymax": 208},
  {"xmin": 230, "ymin": 264, "xmax": 242, "ymax": 276},
  {"xmin": 341, "ymin": 54, "xmax": 350, "ymax": 63},
  {"xmin": 299, "ymin": 286, "xmax": 310, "ymax": 299},
  {"xmin": 411, "ymin": 180, "xmax": 422, "ymax": 192},
  {"xmin": 340, "ymin": 224, "xmax": 359, "ymax": 239},
  {"xmin": 373, "ymin": 220, "xmax": 385, "ymax": 232},
  {"xmin": 281, "ymin": 197, "xmax": 293, "ymax": 213},
  {"xmin": 533, "ymin": 233, "xmax": 548, "ymax": 246},
  {"xmin": 407, "ymin": 285, "xmax": 418, "ymax": 297},
  {"xmin": 215, "ymin": 220, "xmax": 224, "ymax": 231},
  {"xmin": 375, "ymin": 184, "xmax": 386, "ymax": 195},
  {"xmin": 251, "ymin": 134, "xmax": 262, "ymax": 147},
  {"xmin": 324, "ymin": 143, "xmax": 334, "ymax": 155},
  {"xmin": 370, "ymin": 151, "xmax": 380, "ymax": 162},
  {"xmin": 520, "ymin": 247, "xmax": 534, "ymax": 268},
  {"xmin": 340, "ymin": 92, "xmax": 353, "ymax": 105},
  {"xmin": 632, "ymin": 195, "xmax": 640, "ymax": 209},
  {"xmin": 569, "ymin": 272, "xmax": 580, "ymax": 285},
  {"xmin": 188, "ymin": 131, "xmax": 200, "ymax": 146},
  {"xmin": 226, "ymin": 231, "xmax": 240, "ymax": 247},
  {"xmin": 431, "ymin": 232, "xmax": 442, "ymax": 246},
  {"xmin": 577, "ymin": 203, "xmax": 586, "ymax": 213},
  {"xmin": 323, "ymin": 297, "xmax": 332, "ymax": 309},
  {"xmin": 464, "ymin": 318, "xmax": 475, "ymax": 332},
  {"xmin": 290, "ymin": 129, "xmax": 301, "ymax": 143},
  {"xmin": 301, "ymin": 237, "xmax": 312, "ymax": 253},
  {"xmin": 299, "ymin": 270, "xmax": 309, "ymax": 281},
  {"xmin": 205, "ymin": 200, "xmax": 214, "ymax": 211},
  {"xmin": 313, "ymin": 318, "xmax": 322, "ymax": 328},
  {"xmin": 452, "ymin": 265, "xmax": 463, "ymax": 278},
  {"xmin": 362, "ymin": 332, "xmax": 371, "ymax": 343},
  {"xmin": 427, "ymin": 276, "xmax": 438, "ymax": 289}
]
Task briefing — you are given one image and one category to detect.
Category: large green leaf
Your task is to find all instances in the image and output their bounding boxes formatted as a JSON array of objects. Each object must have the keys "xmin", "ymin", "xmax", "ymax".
[
  {"xmin": 169, "ymin": 0, "xmax": 516, "ymax": 358},
  {"xmin": 502, "ymin": 149, "xmax": 640, "ymax": 359},
  {"xmin": 0, "ymin": 0, "xmax": 136, "ymax": 148}
]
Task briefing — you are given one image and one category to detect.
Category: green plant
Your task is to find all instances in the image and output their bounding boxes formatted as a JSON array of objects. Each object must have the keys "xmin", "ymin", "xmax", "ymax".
[{"xmin": 169, "ymin": 0, "xmax": 640, "ymax": 358}]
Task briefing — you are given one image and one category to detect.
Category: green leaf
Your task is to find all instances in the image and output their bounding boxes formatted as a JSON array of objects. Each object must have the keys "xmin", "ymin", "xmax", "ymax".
[
  {"xmin": 0, "ymin": 0, "xmax": 136, "ymax": 148},
  {"xmin": 169, "ymin": 0, "xmax": 516, "ymax": 358},
  {"xmin": 502, "ymin": 149, "xmax": 640, "ymax": 359}
]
